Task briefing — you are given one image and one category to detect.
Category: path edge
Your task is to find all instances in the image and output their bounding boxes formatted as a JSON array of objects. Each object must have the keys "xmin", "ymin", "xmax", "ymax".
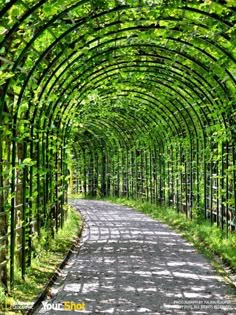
[{"xmin": 25, "ymin": 207, "xmax": 85, "ymax": 315}]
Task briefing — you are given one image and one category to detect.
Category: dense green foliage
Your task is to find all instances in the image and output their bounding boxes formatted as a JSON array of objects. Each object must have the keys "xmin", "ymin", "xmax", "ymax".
[
  {"xmin": 0, "ymin": 206, "xmax": 81, "ymax": 313},
  {"xmin": 0, "ymin": 0, "xmax": 235, "ymax": 296}
]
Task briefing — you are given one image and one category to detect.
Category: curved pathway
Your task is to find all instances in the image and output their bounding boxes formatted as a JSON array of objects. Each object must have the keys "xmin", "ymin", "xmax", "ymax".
[{"xmin": 35, "ymin": 200, "xmax": 236, "ymax": 314}]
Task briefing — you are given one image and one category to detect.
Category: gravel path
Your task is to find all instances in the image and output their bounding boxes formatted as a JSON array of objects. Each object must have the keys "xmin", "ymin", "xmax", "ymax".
[{"xmin": 34, "ymin": 199, "xmax": 236, "ymax": 315}]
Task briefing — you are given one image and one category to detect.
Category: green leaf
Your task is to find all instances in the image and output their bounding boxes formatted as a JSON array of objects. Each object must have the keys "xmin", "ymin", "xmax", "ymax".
[
  {"xmin": 0, "ymin": 47, "xmax": 5, "ymax": 54},
  {"xmin": 22, "ymin": 158, "xmax": 35, "ymax": 166},
  {"xmin": 0, "ymin": 71, "xmax": 15, "ymax": 86}
]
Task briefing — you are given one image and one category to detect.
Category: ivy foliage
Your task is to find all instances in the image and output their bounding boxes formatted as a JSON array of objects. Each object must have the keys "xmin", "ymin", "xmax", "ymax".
[{"xmin": 0, "ymin": 0, "xmax": 236, "ymax": 289}]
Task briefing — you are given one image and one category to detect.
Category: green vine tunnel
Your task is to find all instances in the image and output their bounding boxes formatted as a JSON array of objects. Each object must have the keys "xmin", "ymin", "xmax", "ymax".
[{"xmin": 0, "ymin": 0, "xmax": 236, "ymax": 291}]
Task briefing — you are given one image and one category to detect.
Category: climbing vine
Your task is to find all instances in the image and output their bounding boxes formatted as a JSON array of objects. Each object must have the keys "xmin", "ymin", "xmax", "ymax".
[{"xmin": 0, "ymin": 0, "xmax": 235, "ymax": 295}]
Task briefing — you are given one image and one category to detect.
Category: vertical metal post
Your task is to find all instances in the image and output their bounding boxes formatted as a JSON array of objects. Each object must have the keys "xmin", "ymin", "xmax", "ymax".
[
  {"xmin": 189, "ymin": 144, "xmax": 193, "ymax": 220},
  {"xmin": 61, "ymin": 145, "xmax": 65, "ymax": 226},
  {"xmin": 233, "ymin": 143, "xmax": 236, "ymax": 230},
  {"xmin": 159, "ymin": 151, "xmax": 163, "ymax": 204},
  {"xmin": 55, "ymin": 150, "xmax": 58, "ymax": 232},
  {"xmin": 203, "ymin": 149, "xmax": 207, "ymax": 220},
  {"xmin": 180, "ymin": 147, "xmax": 183, "ymax": 211},
  {"xmin": 225, "ymin": 141, "xmax": 229, "ymax": 237},
  {"xmin": 28, "ymin": 139, "xmax": 33, "ymax": 266},
  {"xmin": 216, "ymin": 158, "xmax": 219, "ymax": 227},
  {"xmin": 101, "ymin": 150, "xmax": 106, "ymax": 197},
  {"xmin": 184, "ymin": 160, "xmax": 188, "ymax": 218},
  {"xmin": 10, "ymin": 121, "xmax": 16, "ymax": 288},
  {"xmin": 145, "ymin": 150, "xmax": 149, "ymax": 201},
  {"xmin": 171, "ymin": 147, "xmax": 174, "ymax": 207},
  {"xmin": 149, "ymin": 150, "xmax": 153, "ymax": 203},
  {"xmin": 42, "ymin": 137, "xmax": 46, "ymax": 223},
  {"xmin": 135, "ymin": 149, "xmax": 138, "ymax": 199},
  {"xmin": 167, "ymin": 149, "xmax": 170, "ymax": 206},
  {"xmin": 131, "ymin": 150, "xmax": 134, "ymax": 199},
  {"xmin": 36, "ymin": 140, "xmax": 41, "ymax": 238},
  {"xmin": 126, "ymin": 149, "xmax": 129, "ymax": 198},
  {"xmin": 221, "ymin": 142, "xmax": 225, "ymax": 231},
  {"xmin": 117, "ymin": 151, "xmax": 120, "ymax": 197},
  {"xmin": 83, "ymin": 149, "xmax": 87, "ymax": 196},
  {"xmin": 21, "ymin": 140, "xmax": 27, "ymax": 279},
  {"xmin": 175, "ymin": 145, "xmax": 179, "ymax": 212},
  {"xmin": 210, "ymin": 159, "xmax": 213, "ymax": 224},
  {"xmin": 195, "ymin": 140, "xmax": 200, "ymax": 214},
  {"xmin": 112, "ymin": 154, "xmax": 115, "ymax": 197},
  {"xmin": 0, "ymin": 132, "xmax": 8, "ymax": 291}
]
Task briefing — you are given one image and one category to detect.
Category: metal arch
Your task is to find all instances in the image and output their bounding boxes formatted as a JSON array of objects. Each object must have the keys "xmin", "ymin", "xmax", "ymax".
[
  {"xmin": 182, "ymin": 5, "xmax": 235, "ymax": 28},
  {"xmin": 62, "ymin": 89, "xmax": 189, "ymax": 196},
  {"xmin": 63, "ymin": 92, "xmax": 169, "ymax": 156},
  {"xmin": 66, "ymin": 98, "xmax": 167, "ymax": 152},
  {"xmin": 1, "ymin": 34, "xmax": 229, "ymax": 170},
  {"xmin": 0, "ymin": 4, "xmax": 234, "ymax": 124},
  {"xmin": 0, "ymin": 3, "xmax": 234, "ymax": 85},
  {"xmin": 69, "ymin": 109, "xmax": 166, "ymax": 199},
  {"xmin": 63, "ymin": 95, "xmax": 167, "ymax": 174},
  {"xmin": 68, "ymin": 102, "xmax": 172, "ymax": 202},
  {"xmin": 37, "ymin": 50, "xmax": 217, "ymax": 141},
  {"xmin": 67, "ymin": 87, "xmax": 212, "ymax": 212},
  {"xmin": 0, "ymin": 0, "xmax": 236, "ymax": 289},
  {"xmin": 32, "ymin": 34, "xmax": 234, "ymax": 120},
  {"xmin": 40, "ymin": 56, "xmax": 217, "ymax": 135},
  {"xmin": 62, "ymin": 92, "xmax": 176, "ymax": 187},
  {"xmin": 87, "ymin": 97, "xmax": 172, "ymax": 146},
  {"xmin": 30, "ymin": 40, "xmax": 232, "ymax": 135},
  {"xmin": 31, "ymin": 33, "xmax": 232, "ymax": 117},
  {"xmin": 75, "ymin": 62, "xmax": 212, "ymax": 133},
  {"xmin": 20, "ymin": 32, "xmax": 230, "ymax": 220},
  {"xmin": 68, "ymin": 115, "xmax": 161, "ymax": 199},
  {"xmin": 58, "ymin": 84, "xmax": 190, "ymax": 154},
  {"xmin": 1, "ymin": 2, "xmax": 234, "ymax": 68},
  {"xmin": 50, "ymin": 80, "xmax": 205, "ymax": 209},
  {"xmin": 58, "ymin": 68, "xmax": 203, "ymax": 143}
]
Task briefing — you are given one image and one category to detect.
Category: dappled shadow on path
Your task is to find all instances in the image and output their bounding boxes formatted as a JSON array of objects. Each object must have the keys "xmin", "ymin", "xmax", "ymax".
[{"xmin": 35, "ymin": 200, "xmax": 236, "ymax": 315}]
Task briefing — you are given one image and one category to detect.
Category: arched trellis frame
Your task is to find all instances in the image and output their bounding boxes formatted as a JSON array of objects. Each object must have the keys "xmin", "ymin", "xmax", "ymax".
[{"xmin": 0, "ymin": 0, "xmax": 235, "ymax": 291}]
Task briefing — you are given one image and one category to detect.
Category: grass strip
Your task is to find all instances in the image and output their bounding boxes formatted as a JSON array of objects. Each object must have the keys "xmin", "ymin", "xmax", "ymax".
[{"xmin": 1, "ymin": 205, "xmax": 82, "ymax": 315}]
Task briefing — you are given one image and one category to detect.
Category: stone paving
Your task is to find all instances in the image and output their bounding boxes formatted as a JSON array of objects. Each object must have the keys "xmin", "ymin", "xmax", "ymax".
[{"xmin": 34, "ymin": 200, "xmax": 236, "ymax": 315}]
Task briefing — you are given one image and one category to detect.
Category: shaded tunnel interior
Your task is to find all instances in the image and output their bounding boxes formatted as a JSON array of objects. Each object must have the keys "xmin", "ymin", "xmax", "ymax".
[{"xmin": 0, "ymin": 0, "xmax": 236, "ymax": 290}]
